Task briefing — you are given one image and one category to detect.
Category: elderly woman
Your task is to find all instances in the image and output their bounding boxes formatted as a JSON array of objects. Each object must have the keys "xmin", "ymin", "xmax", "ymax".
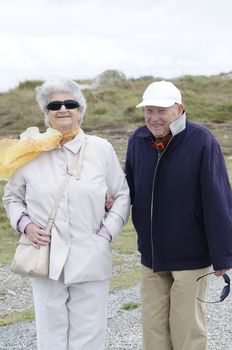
[{"xmin": 3, "ymin": 79, "xmax": 130, "ymax": 350}]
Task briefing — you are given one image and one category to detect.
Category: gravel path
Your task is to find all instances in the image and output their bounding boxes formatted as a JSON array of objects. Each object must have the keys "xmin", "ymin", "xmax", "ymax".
[{"xmin": 0, "ymin": 266, "xmax": 232, "ymax": 350}]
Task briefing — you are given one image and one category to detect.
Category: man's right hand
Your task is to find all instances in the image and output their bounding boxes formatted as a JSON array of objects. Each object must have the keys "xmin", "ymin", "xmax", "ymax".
[{"xmin": 105, "ymin": 196, "xmax": 115, "ymax": 211}]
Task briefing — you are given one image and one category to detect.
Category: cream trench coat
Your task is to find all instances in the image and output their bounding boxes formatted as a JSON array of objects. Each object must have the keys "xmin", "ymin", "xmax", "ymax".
[{"xmin": 3, "ymin": 130, "xmax": 130, "ymax": 283}]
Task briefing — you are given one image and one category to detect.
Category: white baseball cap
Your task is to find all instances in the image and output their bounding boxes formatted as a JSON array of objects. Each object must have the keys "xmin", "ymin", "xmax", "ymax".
[{"xmin": 136, "ymin": 80, "xmax": 182, "ymax": 108}]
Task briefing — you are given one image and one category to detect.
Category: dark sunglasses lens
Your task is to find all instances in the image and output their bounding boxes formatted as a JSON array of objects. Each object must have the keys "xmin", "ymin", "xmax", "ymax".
[
  {"xmin": 47, "ymin": 100, "xmax": 80, "ymax": 110},
  {"xmin": 220, "ymin": 285, "xmax": 230, "ymax": 301},
  {"xmin": 64, "ymin": 100, "xmax": 80, "ymax": 109},
  {"xmin": 220, "ymin": 274, "xmax": 230, "ymax": 301},
  {"xmin": 47, "ymin": 101, "xmax": 62, "ymax": 110},
  {"xmin": 223, "ymin": 273, "xmax": 230, "ymax": 284}
]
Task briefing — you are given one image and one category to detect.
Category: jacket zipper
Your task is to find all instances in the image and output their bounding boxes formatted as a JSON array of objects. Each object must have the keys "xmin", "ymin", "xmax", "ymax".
[{"xmin": 150, "ymin": 137, "xmax": 173, "ymax": 271}]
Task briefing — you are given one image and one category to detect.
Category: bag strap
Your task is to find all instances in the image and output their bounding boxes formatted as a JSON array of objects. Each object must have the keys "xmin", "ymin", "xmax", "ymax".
[{"xmin": 46, "ymin": 137, "xmax": 88, "ymax": 233}]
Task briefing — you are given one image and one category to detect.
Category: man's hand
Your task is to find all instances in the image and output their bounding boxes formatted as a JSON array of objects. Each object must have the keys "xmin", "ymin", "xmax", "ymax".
[
  {"xmin": 105, "ymin": 196, "xmax": 115, "ymax": 211},
  {"xmin": 214, "ymin": 269, "xmax": 229, "ymax": 277},
  {"xmin": 25, "ymin": 223, "xmax": 50, "ymax": 249}
]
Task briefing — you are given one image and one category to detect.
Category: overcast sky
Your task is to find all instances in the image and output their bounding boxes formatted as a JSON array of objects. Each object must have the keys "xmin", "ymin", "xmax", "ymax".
[{"xmin": 1, "ymin": 0, "xmax": 232, "ymax": 92}]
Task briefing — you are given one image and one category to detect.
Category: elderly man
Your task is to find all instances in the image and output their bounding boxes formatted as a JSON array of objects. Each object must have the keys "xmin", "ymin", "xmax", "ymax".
[{"xmin": 125, "ymin": 81, "xmax": 232, "ymax": 350}]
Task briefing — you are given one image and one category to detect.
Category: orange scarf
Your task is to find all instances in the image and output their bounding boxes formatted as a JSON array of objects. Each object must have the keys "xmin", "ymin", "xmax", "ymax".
[
  {"xmin": 60, "ymin": 128, "xmax": 80, "ymax": 144},
  {"xmin": 0, "ymin": 128, "xmax": 63, "ymax": 180},
  {"xmin": 0, "ymin": 127, "xmax": 82, "ymax": 180},
  {"xmin": 152, "ymin": 132, "xmax": 172, "ymax": 152}
]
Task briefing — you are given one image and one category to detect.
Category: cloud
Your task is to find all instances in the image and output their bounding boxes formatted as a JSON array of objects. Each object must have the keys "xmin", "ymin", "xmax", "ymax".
[{"xmin": 0, "ymin": 0, "xmax": 231, "ymax": 91}]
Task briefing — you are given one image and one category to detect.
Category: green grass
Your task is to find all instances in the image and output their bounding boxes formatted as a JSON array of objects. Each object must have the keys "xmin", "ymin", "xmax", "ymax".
[
  {"xmin": 110, "ymin": 266, "xmax": 140, "ymax": 292},
  {"xmin": 121, "ymin": 301, "xmax": 140, "ymax": 311},
  {"xmin": 111, "ymin": 219, "xmax": 137, "ymax": 254},
  {"xmin": 225, "ymin": 156, "xmax": 232, "ymax": 183},
  {"xmin": 0, "ymin": 182, "xmax": 19, "ymax": 265},
  {"xmin": 1, "ymin": 72, "xmax": 232, "ymax": 137},
  {"xmin": 0, "ymin": 308, "xmax": 35, "ymax": 327}
]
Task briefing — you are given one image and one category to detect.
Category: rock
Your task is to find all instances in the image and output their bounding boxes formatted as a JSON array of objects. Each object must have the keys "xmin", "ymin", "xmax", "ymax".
[{"xmin": 93, "ymin": 70, "xmax": 127, "ymax": 87}]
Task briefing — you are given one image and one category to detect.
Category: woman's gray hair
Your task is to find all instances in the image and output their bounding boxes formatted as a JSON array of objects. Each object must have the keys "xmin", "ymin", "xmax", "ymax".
[{"xmin": 35, "ymin": 79, "xmax": 87, "ymax": 126}]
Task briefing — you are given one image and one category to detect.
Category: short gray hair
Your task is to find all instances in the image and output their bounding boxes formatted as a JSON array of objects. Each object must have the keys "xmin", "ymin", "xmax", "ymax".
[{"xmin": 35, "ymin": 79, "xmax": 87, "ymax": 125}]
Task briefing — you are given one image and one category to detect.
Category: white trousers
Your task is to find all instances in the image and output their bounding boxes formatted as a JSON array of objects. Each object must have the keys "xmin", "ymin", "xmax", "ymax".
[{"xmin": 30, "ymin": 275, "xmax": 109, "ymax": 350}]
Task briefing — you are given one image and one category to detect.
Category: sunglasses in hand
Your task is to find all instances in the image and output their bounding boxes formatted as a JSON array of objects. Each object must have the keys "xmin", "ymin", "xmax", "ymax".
[{"xmin": 196, "ymin": 272, "xmax": 230, "ymax": 304}]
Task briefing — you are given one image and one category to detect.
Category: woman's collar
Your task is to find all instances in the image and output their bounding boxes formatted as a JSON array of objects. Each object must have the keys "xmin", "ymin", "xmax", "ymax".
[{"xmin": 62, "ymin": 128, "xmax": 86, "ymax": 153}]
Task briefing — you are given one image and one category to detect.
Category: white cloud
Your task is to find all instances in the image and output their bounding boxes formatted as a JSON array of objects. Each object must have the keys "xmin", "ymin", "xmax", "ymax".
[{"xmin": 0, "ymin": 0, "xmax": 232, "ymax": 91}]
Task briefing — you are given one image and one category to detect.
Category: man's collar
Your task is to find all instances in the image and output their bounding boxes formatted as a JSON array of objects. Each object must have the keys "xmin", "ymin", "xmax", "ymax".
[{"xmin": 169, "ymin": 112, "xmax": 186, "ymax": 136}]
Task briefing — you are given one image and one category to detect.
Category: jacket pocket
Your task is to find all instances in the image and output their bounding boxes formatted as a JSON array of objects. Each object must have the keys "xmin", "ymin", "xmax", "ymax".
[{"xmin": 92, "ymin": 229, "xmax": 110, "ymax": 252}]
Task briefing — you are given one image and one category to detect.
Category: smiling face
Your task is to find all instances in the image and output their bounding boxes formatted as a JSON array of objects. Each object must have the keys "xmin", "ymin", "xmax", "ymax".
[
  {"xmin": 45, "ymin": 92, "xmax": 82, "ymax": 135},
  {"xmin": 144, "ymin": 104, "xmax": 184, "ymax": 138}
]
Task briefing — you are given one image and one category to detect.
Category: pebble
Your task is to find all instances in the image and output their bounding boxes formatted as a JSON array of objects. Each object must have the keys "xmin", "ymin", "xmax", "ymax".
[{"xmin": 0, "ymin": 267, "xmax": 232, "ymax": 349}]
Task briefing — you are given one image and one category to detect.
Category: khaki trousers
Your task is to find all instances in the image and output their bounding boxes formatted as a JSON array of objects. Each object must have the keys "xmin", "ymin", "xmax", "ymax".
[
  {"xmin": 141, "ymin": 265, "xmax": 209, "ymax": 350},
  {"xmin": 31, "ymin": 275, "xmax": 109, "ymax": 350}
]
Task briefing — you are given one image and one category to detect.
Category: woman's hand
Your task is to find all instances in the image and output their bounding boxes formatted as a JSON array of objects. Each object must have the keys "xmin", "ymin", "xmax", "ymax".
[{"xmin": 25, "ymin": 223, "xmax": 50, "ymax": 249}]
